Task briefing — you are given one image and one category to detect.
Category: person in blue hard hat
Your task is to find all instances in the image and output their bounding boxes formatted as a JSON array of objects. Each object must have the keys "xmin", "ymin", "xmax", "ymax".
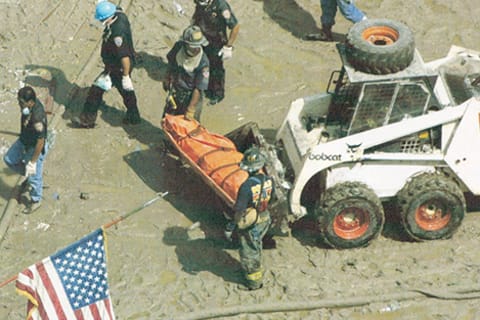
[{"xmin": 72, "ymin": 1, "xmax": 140, "ymax": 128}]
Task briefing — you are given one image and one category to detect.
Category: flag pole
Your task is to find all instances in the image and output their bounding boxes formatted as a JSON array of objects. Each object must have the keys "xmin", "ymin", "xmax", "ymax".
[
  {"xmin": 102, "ymin": 191, "xmax": 168, "ymax": 229},
  {"xmin": 0, "ymin": 191, "xmax": 168, "ymax": 289},
  {"xmin": 0, "ymin": 274, "xmax": 17, "ymax": 289}
]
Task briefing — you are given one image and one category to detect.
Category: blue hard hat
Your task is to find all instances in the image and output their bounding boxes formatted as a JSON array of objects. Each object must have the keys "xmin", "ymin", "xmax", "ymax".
[{"xmin": 95, "ymin": 1, "xmax": 116, "ymax": 21}]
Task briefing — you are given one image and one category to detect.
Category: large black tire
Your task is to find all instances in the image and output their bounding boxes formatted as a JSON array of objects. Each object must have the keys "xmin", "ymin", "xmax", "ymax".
[
  {"xmin": 396, "ymin": 172, "xmax": 466, "ymax": 241},
  {"xmin": 317, "ymin": 182, "xmax": 385, "ymax": 249},
  {"xmin": 345, "ymin": 19, "xmax": 415, "ymax": 74}
]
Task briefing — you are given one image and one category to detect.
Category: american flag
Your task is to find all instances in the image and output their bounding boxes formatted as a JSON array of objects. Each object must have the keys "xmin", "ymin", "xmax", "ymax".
[{"xmin": 16, "ymin": 228, "xmax": 116, "ymax": 320}]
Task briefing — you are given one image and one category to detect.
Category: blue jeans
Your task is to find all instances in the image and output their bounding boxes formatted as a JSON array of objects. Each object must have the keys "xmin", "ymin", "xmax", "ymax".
[
  {"xmin": 320, "ymin": 0, "xmax": 365, "ymax": 27},
  {"xmin": 4, "ymin": 139, "xmax": 48, "ymax": 202}
]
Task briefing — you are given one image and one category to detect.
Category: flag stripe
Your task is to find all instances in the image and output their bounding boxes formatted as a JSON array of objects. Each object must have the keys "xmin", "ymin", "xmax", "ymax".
[
  {"xmin": 38, "ymin": 261, "xmax": 68, "ymax": 319},
  {"xmin": 90, "ymin": 302, "xmax": 101, "ymax": 319},
  {"xmin": 29, "ymin": 265, "xmax": 52, "ymax": 320},
  {"xmin": 16, "ymin": 271, "xmax": 41, "ymax": 320},
  {"xmin": 27, "ymin": 300, "xmax": 39, "ymax": 320},
  {"xmin": 75, "ymin": 308, "xmax": 85, "ymax": 320},
  {"xmin": 104, "ymin": 298, "xmax": 114, "ymax": 319},
  {"xmin": 43, "ymin": 259, "xmax": 79, "ymax": 320},
  {"xmin": 81, "ymin": 305, "xmax": 92, "ymax": 319},
  {"xmin": 16, "ymin": 270, "xmax": 37, "ymax": 303},
  {"xmin": 88, "ymin": 302, "xmax": 100, "ymax": 319},
  {"xmin": 81, "ymin": 299, "xmax": 113, "ymax": 320}
]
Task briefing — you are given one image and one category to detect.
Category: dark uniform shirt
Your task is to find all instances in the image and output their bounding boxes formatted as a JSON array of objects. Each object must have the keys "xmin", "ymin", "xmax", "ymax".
[
  {"xmin": 20, "ymin": 99, "xmax": 47, "ymax": 151},
  {"xmin": 192, "ymin": 0, "xmax": 238, "ymax": 46},
  {"xmin": 166, "ymin": 41, "xmax": 210, "ymax": 92},
  {"xmin": 101, "ymin": 10, "xmax": 135, "ymax": 71},
  {"xmin": 234, "ymin": 174, "xmax": 274, "ymax": 214}
]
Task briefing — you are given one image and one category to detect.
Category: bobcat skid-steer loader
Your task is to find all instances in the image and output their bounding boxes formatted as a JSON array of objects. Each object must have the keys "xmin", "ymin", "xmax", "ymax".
[{"xmin": 265, "ymin": 19, "xmax": 480, "ymax": 249}]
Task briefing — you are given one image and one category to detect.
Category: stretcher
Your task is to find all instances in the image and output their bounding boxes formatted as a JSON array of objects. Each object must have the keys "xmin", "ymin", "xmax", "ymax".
[
  {"xmin": 162, "ymin": 114, "xmax": 251, "ymax": 209},
  {"xmin": 161, "ymin": 114, "xmax": 290, "ymax": 233}
]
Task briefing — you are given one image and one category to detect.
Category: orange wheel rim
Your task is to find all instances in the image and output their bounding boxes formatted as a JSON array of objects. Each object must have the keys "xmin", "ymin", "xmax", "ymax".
[
  {"xmin": 333, "ymin": 208, "xmax": 370, "ymax": 239},
  {"xmin": 362, "ymin": 26, "xmax": 399, "ymax": 46},
  {"xmin": 415, "ymin": 203, "xmax": 451, "ymax": 231}
]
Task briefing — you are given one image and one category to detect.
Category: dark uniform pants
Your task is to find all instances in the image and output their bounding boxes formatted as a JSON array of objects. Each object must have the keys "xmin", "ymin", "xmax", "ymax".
[
  {"xmin": 238, "ymin": 211, "xmax": 271, "ymax": 289},
  {"xmin": 204, "ymin": 44, "xmax": 225, "ymax": 100},
  {"xmin": 81, "ymin": 68, "xmax": 140, "ymax": 124}
]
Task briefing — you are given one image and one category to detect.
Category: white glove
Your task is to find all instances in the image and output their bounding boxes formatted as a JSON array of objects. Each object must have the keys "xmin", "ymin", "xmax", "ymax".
[
  {"xmin": 224, "ymin": 230, "xmax": 233, "ymax": 242},
  {"xmin": 122, "ymin": 75, "xmax": 134, "ymax": 91},
  {"xmin": 93, "ymin": 73, "xmax": 112, "ymax": 91},
  {"xmin": 25, "ymin": 161, "xmax": 36, "ymax": 177},
  {"xmin": 224, "ymin": 221, "xmax": 236, "ymax": 241},
  {"xmin": 218, "ymin": 46, "xmax": 233, "ymax": 60}
]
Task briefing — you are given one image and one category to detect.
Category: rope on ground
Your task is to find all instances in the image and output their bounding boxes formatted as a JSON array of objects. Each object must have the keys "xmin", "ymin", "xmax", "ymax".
[{"xmin": 177, "ymin": 286, "xmax": 480, "ymax": 320}]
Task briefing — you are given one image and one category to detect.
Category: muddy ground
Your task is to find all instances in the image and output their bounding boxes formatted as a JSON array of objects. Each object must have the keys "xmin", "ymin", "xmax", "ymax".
[{"xmin": 1, "ymin": 0, "xmax": 480, "ymax": 319}]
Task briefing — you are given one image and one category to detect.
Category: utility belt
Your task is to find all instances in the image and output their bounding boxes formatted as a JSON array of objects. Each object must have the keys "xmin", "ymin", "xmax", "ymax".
[
  {"xmin": 237, "ymin": 209, "xmax": 270, "ymax": 230},
  {"xmin": 172, "ymin": 88, "xmax": 193, "ymax": 103},
  {"xmin": 164, "ymin": 88, "xmax": 193, "ymax": 116}
]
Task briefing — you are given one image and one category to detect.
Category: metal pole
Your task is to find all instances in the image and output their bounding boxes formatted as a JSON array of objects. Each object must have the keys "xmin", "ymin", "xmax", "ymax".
[{"xmin": 103, "ymin": 192, "xmax": 168, "ymax": 229}]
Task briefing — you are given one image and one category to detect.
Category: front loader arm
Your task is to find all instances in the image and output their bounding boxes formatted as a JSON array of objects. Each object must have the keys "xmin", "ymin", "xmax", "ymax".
[{"xmin": 288, "ymin": 99, "xmax": 474, "ymax": 218}]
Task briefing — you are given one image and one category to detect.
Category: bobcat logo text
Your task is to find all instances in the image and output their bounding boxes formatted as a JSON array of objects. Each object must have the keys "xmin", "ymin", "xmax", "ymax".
[{"xmin": 308, "ymin": 152, "xmax": 342, "ymax": 161}]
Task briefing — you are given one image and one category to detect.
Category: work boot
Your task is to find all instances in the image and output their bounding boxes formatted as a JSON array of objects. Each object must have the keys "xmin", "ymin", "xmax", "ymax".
[
  {"xmin": 237, "ymin": 283, "xmax": 263, "ymax": 291},
  {"xmin": 244, "ymin": 268, "xmax": 264, "ymax": 290},
  {"xmin": 22, "ymin": 200, "xmax": 41, "ymax": 214},
  {"xmin": 71, "ymin": 113, "xmax": 96, "ymax": 128},
  {"xmin": 305, "ymin": 24, "xmax": 334, "ymax": 42},
  {"xmin": 321, "ymin": 24, "xmax": 333, "ymax": 41},
  {"xmin": 208, "ymin": 95, "xmax": 224, "ymax": 106}
]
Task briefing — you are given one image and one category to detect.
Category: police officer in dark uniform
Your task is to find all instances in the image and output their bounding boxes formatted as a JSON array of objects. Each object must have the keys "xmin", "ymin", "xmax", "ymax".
[
  {"xmin": 192, "ymin": 0, "xmax": 240, "ymax": 105},
  {"xmin": 163, "ymin": 25, "xmax": 210, "ymax": 121},
  {"xmin": 4, "ymin": 86, "xmax": 48, "ymax": 214},
  {"xmin": 73, "ymin": 1, "xmax": 140, "ymax": 128},
  {"xmin": 224, "ymin": 147, "xmax": 274, "ymax": 290}
]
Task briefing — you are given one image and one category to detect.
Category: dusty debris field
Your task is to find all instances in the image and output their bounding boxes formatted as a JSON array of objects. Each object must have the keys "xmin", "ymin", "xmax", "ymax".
[{"xmin": 1, "ymin": 0, "xmax": 480, "ymax": 319}]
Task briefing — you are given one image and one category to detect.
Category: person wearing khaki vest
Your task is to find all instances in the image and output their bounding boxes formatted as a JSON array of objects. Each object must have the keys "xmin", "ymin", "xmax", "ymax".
[{"xmin": 163, "ymin": 25, "xmax": 210, "ymax": 121}]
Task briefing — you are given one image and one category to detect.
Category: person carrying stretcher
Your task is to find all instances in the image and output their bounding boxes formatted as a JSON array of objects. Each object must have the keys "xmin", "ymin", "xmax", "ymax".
[{"xmin": 163, "ymin": 25, "xmax": 210, "ymax": 122}]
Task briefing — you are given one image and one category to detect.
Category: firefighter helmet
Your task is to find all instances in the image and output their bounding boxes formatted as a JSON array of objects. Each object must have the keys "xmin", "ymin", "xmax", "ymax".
[
  {"xmin": 180, "ymin": 25, "xmax": 209, "ymax": 48},
  {"xmin": 240, "ymin": 147, "xmax": 265, "ymax": 173}
]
